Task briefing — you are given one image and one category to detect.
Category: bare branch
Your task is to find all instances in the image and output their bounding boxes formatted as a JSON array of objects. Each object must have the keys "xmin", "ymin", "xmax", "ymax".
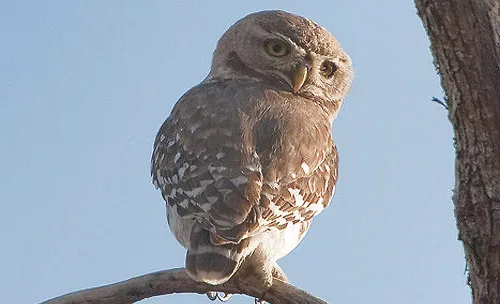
[{"xmin": 40, "ymin": 268, "xmax": 327, "ymax": 304}]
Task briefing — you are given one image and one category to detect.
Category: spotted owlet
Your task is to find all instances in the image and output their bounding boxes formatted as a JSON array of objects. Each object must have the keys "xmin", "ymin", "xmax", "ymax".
[{"xmin": 152, "ymin": 10, "xmax": 352, "ymax": 291}]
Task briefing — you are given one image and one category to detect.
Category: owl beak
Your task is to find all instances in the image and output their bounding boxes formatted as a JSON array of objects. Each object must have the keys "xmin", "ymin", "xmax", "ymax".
[{"xmin": 291, "ymin": 66, "xmax": 308, "ymax": 94}]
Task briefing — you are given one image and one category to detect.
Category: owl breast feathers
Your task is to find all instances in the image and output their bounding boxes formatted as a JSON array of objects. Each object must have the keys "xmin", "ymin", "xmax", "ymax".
[{"xmin": 152, "ymin": 10, "xmax": 352, "ymax": 288}]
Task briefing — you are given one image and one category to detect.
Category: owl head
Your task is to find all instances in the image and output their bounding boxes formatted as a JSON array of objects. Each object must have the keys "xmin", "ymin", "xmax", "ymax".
[{"xmin": 209, "ymin": 10, "xmax": 353, "ymax": 116}]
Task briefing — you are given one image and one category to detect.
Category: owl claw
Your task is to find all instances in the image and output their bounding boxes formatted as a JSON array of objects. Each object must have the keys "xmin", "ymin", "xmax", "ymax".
[
  {"xmin": 206, "ymin": 291, "xmax": 232, "ymax": 302},
  {"xmin": 207, "ymin": 291, "xmax": 218, "ymax": 301},
  {"xmin": 217, "ymin": 292, "xmax": 232, "ymax": 301}
]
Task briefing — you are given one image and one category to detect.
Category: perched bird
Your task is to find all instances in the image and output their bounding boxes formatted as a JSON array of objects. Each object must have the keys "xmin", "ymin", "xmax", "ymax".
[{"xmin": 152, "ymin": 10, "xmax": 353, "ymax": 293}]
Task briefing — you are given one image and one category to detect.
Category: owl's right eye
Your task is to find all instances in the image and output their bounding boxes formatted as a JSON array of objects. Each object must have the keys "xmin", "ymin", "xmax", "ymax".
[{"xmin": 264, "ymin": 39, "xmax": 290, "ymax": 57}]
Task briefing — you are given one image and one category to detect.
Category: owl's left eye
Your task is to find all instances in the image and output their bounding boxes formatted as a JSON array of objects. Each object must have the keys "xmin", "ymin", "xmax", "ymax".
[
  {"xmin": 320, "ymin": 61, "xmax": 338, "ymax": 78},
  {"xmin": 264, "ymin": 39, "xmax": 290, "ymax": 57}
]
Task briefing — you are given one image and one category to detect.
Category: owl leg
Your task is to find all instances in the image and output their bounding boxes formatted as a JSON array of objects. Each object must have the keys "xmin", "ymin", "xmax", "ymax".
[
  {"xmin": 233, "ymin": 259, "xmax": 274, "ymax": 303},
  {"xmin": 239, "ymin": 261, "xmax": 288, "ymax": 288},
  {"xmin": 250, "ymin": 263, "xmax": 289, "ymax": 303},
  {"xmin": 272, "ymin": 263, "xmax": 288, "ymax": 282},
  {"xmin": 250, "ymin": 262, "xmax": 274, "ymax": 290}
]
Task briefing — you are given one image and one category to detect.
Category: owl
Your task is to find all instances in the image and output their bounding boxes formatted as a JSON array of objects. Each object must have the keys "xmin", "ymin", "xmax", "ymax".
[{"xmin": 152, "ymin": 10, "xmax": 352, "ymax": 293}]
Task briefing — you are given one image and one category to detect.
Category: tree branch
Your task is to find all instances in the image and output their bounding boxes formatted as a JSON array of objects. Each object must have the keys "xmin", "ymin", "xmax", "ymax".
[{"xmin": 40, "ymin": 268, "xmax": 327, "ymax": 304}]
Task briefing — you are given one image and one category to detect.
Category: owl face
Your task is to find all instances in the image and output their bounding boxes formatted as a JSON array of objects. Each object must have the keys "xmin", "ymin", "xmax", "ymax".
[{"xmin": 210, "ymin": 10, "xmax": 353, "ymax": 113}]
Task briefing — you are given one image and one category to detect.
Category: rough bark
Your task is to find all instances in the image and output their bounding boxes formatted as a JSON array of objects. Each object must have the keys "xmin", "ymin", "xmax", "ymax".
[
  {"xmin": 39, "ymin": 268, "xmax": 326, "ymax": 304},
  {"xmin": 415, "ymin": 1, "xmax": 500, "ymax": 303}
]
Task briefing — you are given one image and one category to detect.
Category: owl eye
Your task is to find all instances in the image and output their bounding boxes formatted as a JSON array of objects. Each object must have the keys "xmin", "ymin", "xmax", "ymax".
[
  {"xmin": 264, "ymin": 39, "xmax": 290, "ymax": 57},
  {"xmin": 320, "ymin": 61, "xmax": 338, "ymax": 78}
]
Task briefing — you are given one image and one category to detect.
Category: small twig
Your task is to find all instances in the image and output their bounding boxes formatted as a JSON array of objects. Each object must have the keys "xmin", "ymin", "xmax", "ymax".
[
  {"xmin": 432, "ymin": 96, "xmax": 449, "ymax": 109},
  {"xmin": 40, "ymin": 268, "xmax": 327, "ymax": 304}
]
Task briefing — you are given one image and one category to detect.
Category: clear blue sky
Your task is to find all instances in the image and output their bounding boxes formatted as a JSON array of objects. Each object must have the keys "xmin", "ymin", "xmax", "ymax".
[{"xmin": 0, "ymin": 1, "xmax": 470, "ymax": 303}]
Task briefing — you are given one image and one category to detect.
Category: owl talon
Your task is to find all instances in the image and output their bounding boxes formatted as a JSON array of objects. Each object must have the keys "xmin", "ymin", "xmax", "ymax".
[
  {"xmin": 207, "ymin": 292, "xmax": 232, "ymax": 302},
  {"xmin": 207, "ymin": 291, "xmax": 218, "ymax": 301},
  {"xmin": 217, "ymin": 292, "xmax": 232, "ymax": 301}
]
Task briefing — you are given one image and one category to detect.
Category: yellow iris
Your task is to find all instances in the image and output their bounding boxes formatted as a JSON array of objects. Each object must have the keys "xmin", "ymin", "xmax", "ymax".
[{"xmin": 264, "ymin": 39, "xmax": 289, "ymax": 57}]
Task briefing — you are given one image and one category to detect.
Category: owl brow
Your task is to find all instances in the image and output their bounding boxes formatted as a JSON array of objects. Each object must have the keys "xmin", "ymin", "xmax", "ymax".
[
  {"xmin": 265, "ymin": 32, "xmax": 320, "ymax": 62},
  {"xmin": 270, "ymin": 32, "xmax": 301, "ymax": 50}
]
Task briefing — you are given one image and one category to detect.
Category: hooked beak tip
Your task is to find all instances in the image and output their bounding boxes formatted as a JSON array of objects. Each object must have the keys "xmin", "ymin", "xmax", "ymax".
[{"xmin": 291, "ymin": 66, "xmax": 308, "ymax": 94}]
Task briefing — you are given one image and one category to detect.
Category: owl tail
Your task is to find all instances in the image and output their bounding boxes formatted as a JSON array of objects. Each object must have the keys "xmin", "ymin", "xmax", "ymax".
[{"xmin": 185, "ymin": 226, "xmax": 245, "ymax": 285}]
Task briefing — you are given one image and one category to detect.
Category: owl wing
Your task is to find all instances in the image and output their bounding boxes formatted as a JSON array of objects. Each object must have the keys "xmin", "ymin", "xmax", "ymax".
[{"xmin": 152, "ymin": 82, "xmax": 263, "ymax": 245}]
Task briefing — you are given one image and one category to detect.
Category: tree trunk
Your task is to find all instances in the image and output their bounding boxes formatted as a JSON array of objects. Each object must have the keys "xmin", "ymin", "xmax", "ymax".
[{"xmin": 415, "ymin": 1, "xmax": 500, "ymax": 303}]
